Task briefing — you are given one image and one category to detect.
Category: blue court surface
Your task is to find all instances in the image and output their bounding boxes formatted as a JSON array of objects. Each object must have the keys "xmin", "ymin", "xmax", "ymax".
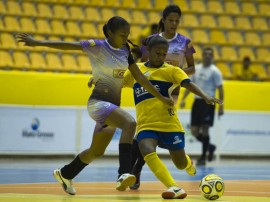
[{"xmin": 0, "ymin": 156, "xmax": 270, "ymax": 184}]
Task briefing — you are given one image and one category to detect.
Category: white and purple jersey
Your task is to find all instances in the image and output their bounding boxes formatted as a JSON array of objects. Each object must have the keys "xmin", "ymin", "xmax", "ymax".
[
  {"xmin": 141, "ymin": 33, "xmax": 195, "ymax": 68},
  {"xmin": 81, "ymin": 39, "xmax": 129, "ymax": 106}
]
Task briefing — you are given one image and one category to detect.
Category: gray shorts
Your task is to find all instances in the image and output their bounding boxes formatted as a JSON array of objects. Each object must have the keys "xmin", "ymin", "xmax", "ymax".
[{"xmin": 87, "ymin": 99, "xmax": 118, "ymax": 126}]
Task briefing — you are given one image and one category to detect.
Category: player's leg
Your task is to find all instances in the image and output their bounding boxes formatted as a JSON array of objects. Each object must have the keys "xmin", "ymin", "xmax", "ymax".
[
  {"xmin": 138, "ymin": 131, "xmax": 187, "ymax": 199},
  {"xmin": 169, "ymin": 149, "xmax": 196, "ymax": 176},
  {"xmin": 53, "ymin": 124, "xmax": 115, "ymax": 195},
  {"xmin": 201, "ymin": 102, "xmax": 216, "ymax": 162},
  {"xmin": 130, "ymin": 138, "xmax": 145, "ymax": 190},
  {"xmin": 104, "ymin": 107, "xmax": 137, "ymax": 191}
]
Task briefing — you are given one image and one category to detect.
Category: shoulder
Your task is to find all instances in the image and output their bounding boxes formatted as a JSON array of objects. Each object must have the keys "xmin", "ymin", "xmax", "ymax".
[
  {"xmin": 211, "ymin": 64, "xmax": 223, "ymax": 76},
  {"xmin": 176, "ymin": 33, "xmax": 191, "ymax": 43}
]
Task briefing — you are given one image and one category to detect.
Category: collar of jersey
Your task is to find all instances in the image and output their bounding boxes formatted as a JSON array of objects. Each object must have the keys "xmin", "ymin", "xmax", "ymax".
[
  {"xmin": 159, "ymin": 33, "xmax": 178, "ymax": 42},
  {"xmin": 145, "ymin": 61, "xmax": 164, "ymax": 68},
  {"xmin": 105, "ymin": 39, "xmax": 121, "ymax": 50}
]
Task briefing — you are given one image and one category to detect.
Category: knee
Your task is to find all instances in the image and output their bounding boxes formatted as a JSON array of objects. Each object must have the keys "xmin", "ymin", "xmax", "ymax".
[
  {"xmin": 175, "ymin": 158, "xmax": 188, "ymax": 170},
  {"xmin": 123, "ymin": 118, "xmax": 136, "ymax": 131}
]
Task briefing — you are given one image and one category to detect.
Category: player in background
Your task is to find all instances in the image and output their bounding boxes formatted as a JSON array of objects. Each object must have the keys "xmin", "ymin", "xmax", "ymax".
[
  {"xmin": 180, "ymin": 47, "xmax": 224, "ymax": 166},
  {"xmin": 130, "ymin": 4, "xmax": 196, "ymax": 189},
  {"xmin": 16, "ymin": 16, "xmax": 173, "ymax": 194},
  {"xmin": 123, "ymin": 36, "xmax": 223, "ymax": 199}
]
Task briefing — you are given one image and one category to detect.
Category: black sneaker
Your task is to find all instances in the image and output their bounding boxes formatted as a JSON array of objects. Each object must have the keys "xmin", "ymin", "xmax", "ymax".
[
  {"xmin": 129, "ymin": 172, "xmax": 141, "ymax": 190},
  {"xmin": 208, "ymin": 144, "xmax": 216, "ymax": 162},
  {"xmin": 196, "ymin": 157, "xmax": 206, "ymax": 166}
]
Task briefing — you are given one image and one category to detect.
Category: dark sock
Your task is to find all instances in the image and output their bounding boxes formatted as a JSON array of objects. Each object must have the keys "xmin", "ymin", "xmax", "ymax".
[
  {"xmin": 132, "ymin": 150, "xmax": 145, "ymax": 174},
  {"xmin": 196, "ymin": 133, "xmax": 203, "ymax": 142},
  {"xmin": 202, "ymin": 136, "xmax": 210, "ymax": 159},
  {"xmin": 118, "ymin": 143, "xmax": 132, "ymax": 178},
  {"xmin": 131, "ymin": 139, "xmax": 139, "ymax": 167},
  {"xmin": 60, "ymin": 155, "xmax": 88, "ymax": 180}
]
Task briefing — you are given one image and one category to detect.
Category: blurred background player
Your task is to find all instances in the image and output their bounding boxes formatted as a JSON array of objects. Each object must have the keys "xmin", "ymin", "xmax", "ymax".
[
  {"xmin": 123, "ymin": 36, "xmax": 223, "ymax": 199},
  {"xmin": 180, "ymin": 47, "xmax": 224, "ymax": 166},
  {"xmin": 16, "ymin": 16, "xmax": 173, "ymax": 194},
  {"xmin": 236, "ymin": 56, "xmax": 260, "ymax": 81},
  {"xmin": 136, "ymin": 23, "xmax": 159, "ymax": 46},
  {"xmin": 129, "ymin": 4, "xmax": 196, "ymax": 189}
]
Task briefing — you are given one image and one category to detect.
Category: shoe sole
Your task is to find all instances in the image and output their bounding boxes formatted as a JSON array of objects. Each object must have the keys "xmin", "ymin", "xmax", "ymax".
[
  {"xmin": 129, "ymin": 183, "xmax": 140, "ymax": 190},
  {"xmin": 116, "ymin": 175, "xmax": 136, "ymax": 191},
  {"xmin": 162, "ymin": 191, "xmax": 187, "ymax": 199},
  {"xmin": 53, "ymin": 170, "xmax": 75, "ymax": 195}
]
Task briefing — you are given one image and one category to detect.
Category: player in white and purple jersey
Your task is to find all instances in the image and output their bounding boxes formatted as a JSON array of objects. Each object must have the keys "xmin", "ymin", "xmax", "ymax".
[
  {"xmin": 129, "ymin": 5, "xmax": 196, "ymax": 190},
  {"xmin": 17, "ymin": 16, "xmax": 173, "ymax": 194}
]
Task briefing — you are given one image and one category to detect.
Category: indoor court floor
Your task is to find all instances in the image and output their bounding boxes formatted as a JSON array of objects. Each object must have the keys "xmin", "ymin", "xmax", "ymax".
[{"xmin": 0, "ymin": 156, "xmax": 269, "ymax": 202}]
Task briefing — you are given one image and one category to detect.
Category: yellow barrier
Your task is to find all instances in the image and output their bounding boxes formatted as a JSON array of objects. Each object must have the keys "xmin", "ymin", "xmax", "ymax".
[{"xmin": 1, "ymin": 70, "xmax": 270, "ymax": 111}]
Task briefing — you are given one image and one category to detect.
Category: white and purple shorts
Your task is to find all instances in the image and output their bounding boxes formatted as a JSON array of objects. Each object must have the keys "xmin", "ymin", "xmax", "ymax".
[{"xmin": 87, "ymin": 99, "xmax": 118, "ymax": 126}]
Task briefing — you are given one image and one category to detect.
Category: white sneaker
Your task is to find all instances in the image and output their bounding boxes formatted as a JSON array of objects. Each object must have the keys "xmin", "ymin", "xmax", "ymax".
[
  {"xmin": 116, "ymin": 173, "xmax": 136, "ymax": 191},
  {"xmin": 162, "ymin": 186, "xmax": 187, "ymax": 199},
  {"xmin": 53, "ymin": 168, "xmax": 76, "ymax": 195}
]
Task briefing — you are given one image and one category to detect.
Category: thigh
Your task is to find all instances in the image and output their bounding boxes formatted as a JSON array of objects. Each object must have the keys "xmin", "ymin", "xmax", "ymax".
[
  {"xmin": 104, "ymin": 107, "xmax": 135, "ymax": 129},
  {"xmin": 137, "ymin": 130, "xmax": 159, "ymax": 156},
  {"xmin": 138, "ymin": 138, "xmax": 158, "ymax": 157}
]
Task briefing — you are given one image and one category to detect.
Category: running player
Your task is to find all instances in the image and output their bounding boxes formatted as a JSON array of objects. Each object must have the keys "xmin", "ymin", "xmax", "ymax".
[
  {"xmin": 16, "ymin": 16, "xmax": 173, "ymax": 194},
  {"xmin": 123, "ymin": 36, "xmax": 223, "ymax": 199},
  {"xmin": 130, "ymin": 4, "xmax": 196, "ymax": 189}
]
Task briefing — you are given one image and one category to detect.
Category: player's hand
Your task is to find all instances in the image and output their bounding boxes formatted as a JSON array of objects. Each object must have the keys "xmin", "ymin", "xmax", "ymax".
[
  {"xmin": 180, "ymin": 100, "xmax": 185, "ymax": 108},
  {"xmin": 218, "ymin": 105, "xmax": 224, "ymax": 119},
  {"xmin": 87, "ymin": 77, "xmax": 95, "ymax": 88},
  {"xmin": 204, "ymin": 96, "xmax": 223, "ymax": 105},
  {"xmin": 16, "ymin": 33, "xmax": 38, "ymax": 47}
]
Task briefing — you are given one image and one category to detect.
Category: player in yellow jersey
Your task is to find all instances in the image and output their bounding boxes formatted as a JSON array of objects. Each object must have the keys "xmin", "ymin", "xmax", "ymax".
[{"xmin": 123, "ymin": 36, "xmax": 223, "ymax": 199}]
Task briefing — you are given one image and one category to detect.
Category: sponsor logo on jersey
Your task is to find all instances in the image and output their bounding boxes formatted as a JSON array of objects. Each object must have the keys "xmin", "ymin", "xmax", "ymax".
[
  {"xmin": 113, "ymin": 69, "xmax": 126, "ymax": 78},
  {"xmin": 88, "ymin": 39, "xmax": 96, "ymax": 46}
]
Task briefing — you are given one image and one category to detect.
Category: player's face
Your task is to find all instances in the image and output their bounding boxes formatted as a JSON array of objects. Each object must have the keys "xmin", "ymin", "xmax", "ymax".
[
  {"xmin": 163, "ymin": 12, "xmax": 180, "ymax": 34},
  {"xmin": 108, "ymin": 25, "xmax": 130, "ymax": 48},
  {"xmin": 148, "ymin": 44, "xmax": 168, "ymax": 67},
  {"xmin": 202, "ymin": 50, "xmax": 214, "ymax": 66}
]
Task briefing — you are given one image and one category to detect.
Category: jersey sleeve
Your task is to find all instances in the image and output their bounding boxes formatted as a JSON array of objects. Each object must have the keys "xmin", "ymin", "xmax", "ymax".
[
  {"xmin": 185, "ymin": 38, "xmax": 196, "ymax": 57},
  {"xmin": 169, "ymin": 66, "xmax": 191, "ymax": 85},
  {"xmin": 123, "ymin": 69, "xmax": 135, "ymax": 88},
  {"xmin": 80, "ymin": 39, "xmax": 101, "ymax": 54}
]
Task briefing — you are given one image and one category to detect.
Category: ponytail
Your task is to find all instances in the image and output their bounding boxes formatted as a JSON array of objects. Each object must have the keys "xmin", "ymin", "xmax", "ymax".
[
  {"xmin": 102, "ymin": 24, "xmax": 109, "ymax": 38},
  {"xmin": 158, "ymin": 19, "xmax": 164, "ymax": 32}
]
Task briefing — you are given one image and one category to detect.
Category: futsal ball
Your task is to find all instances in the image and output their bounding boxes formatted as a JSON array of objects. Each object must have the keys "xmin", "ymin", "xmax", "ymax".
[{"xmin": 199, "ymin": 174, "xmax": 225, "ymax": 200}]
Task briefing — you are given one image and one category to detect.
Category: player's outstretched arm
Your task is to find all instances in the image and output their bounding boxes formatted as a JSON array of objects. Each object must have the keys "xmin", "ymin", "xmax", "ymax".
[
  {"xmin": 16, "ymin": 33, "xmax": 81, "ymax": 50},
  {"xmin": 182, "ymin": 82, "xmax": 223, "ymax": 105}
]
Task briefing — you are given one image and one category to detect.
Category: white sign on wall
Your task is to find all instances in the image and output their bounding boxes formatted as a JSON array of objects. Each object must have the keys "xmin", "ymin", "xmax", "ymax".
[
  {"xmin": 0, "ymin": 106, "xmax": 77, "ymax": 154},
  {"xmin": 1, "ymin": 106, "xmax": 270, "ymax": 156}
]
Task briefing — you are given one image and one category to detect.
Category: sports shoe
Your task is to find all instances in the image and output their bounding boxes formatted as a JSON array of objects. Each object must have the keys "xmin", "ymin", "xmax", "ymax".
[
  {"xmin": 162, "ymin": 186, "xmax": 187, "ymax": 199},
  {"xmin": 196, "ymin": 156, "xmax": 206, "ymax": 166},
  {"xmin": 129, "ymin": 172, "xmax": 141, "ymax": 190},
  {"xmin": 208, "ymin": 144, "xmax": 216, "ymax": 162},
  {"xmin": 116, "ymin": 173, "xmax": 136, "ymax": 191},
  {"xmin": 53, "ymin": 168, "xmax": 76, "ymax": 195},
  {"xmin": 185, "ymin": 160, "xmax": 196, "ymax": 176}
]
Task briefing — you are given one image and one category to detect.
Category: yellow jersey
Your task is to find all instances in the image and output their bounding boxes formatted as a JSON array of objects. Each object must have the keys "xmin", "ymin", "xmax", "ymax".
[{"xmin": 123, "ymin": 62, "xmax": 190, "ymax": 134}]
